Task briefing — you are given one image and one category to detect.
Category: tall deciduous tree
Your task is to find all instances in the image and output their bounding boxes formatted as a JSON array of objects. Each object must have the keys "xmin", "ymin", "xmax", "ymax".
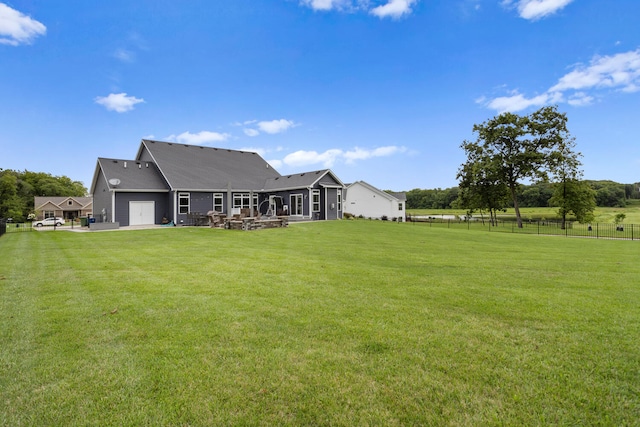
[
  {"xmin": 462, "ymin": 106, "xmax": 576, "ymax": 228},
  {"xmin": 457, "ymin": 140, "xmax": 509, "ymax": 225},
  {"xmin": 547, "ymin": 131, "xmax": 596, "ymax": 227}
]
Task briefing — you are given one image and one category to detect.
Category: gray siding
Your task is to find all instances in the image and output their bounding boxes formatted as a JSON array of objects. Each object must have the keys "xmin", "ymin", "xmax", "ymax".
[
  {"xmin": 325, "ymin": 188, "xmax": 340, "ymax": 220},
  {"xmin": 114, "ymin": 192, "xmax": 170, "ymax": 226},
  {"xmin": 175, "ymin": 191, "xmax": 215, "ymax": 224},
  {"xmin": 92, "ymin": 174, "xmax": 112, "ymax": 221}
]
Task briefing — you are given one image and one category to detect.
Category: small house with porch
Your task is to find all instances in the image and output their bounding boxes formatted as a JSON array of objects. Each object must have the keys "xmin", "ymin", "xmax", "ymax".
[{"xmin": 34, "ymin": 196, "xmax": 93, "ymax": 221}]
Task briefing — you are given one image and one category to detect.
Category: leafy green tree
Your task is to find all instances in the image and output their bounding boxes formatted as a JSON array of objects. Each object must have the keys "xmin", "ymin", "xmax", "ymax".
[
  {"xmin": 614, "ymin": 213, "xmax": 626, "ymax": 224},
  {"xmin": 519, "ymin": 182, "xmax": 553, "ymax": 207},
  {"xmin": 0, "ymin": 169, "xmax": 87, "ymax": 221},
  {"xmin": 457, "ymin": 140, "xmax": 510, "ymax": 225},
  {"xmin": 549, "ymin": 179, "xmax": 596, "ymax": 225},
  {"xmin": 0, "ymin": 171, "xmax": 23, "ymax": 220},
  {"xmin": 589, "ymin": 181, "xmax": 626, "ymax": 207},
  {"xmin": 546, "ymin": 130, "xmax": 595, "ymax": 228},
  {"xmin": 463, "ymin": 106, "xmax": 576, "ymax": 228}
]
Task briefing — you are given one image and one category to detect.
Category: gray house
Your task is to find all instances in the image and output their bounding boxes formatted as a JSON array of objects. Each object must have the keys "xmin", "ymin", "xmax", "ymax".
[{"xmin": 90, "ymin": 139, "xmax": 345, "ymax": 226}]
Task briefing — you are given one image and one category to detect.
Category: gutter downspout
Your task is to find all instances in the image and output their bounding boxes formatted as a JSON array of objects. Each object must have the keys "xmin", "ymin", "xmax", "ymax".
[{"xmin": 227, "ymin": 182, "xmax": 232, "ymax": 217}]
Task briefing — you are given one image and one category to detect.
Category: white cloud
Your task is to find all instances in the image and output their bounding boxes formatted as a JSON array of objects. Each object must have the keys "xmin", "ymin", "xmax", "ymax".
[
  {"xmin": 482, "ymin": 48, "xmax": 640, "ymax": 113},
  {"xmin": 502, "ymin": 0, "xmax": 573, "ymax": 20},
  {"xmin": 283, "ymin": 149, "xmax": 344, "ymax": 168},
  {"xmin": 166, "ymin": 131, "xmax": 231, "ymax": 145},
  {"xmin": 301, "ymin": 0, "xmax": 341, "ymax": 11},
  {"xmin": 257, "ymin": 119, "xmax": 297, "ymax": 134},
  {"xmin": 94, "ymin": 93, "xmax": 145, "ymax": 113},
  {"xmin": 0, "ymin": 3, "xmax": 46, "ymax": 46},
  {"xmin": 343, "ymin": 145, "xmax": 405, "ymax": 163},
  {"xmin": 485, "ymin": 92, "xmax": 554, "ymax": 113},
  {"xmin": 370, "ymin": 0, "xmax": 417, "ymax": 19},
  {"xmin": 300, "ymin": 0, "xmax": 419, "ymax": 18},
  {"xmin": 244, "ymin": 128, "xmax": 260, "ymax": 137},
  {"xmin": 549, "ymin": 50, "xmax": 640, "ymax": 93},
  {"xmin": 281, "ymin": 145, "xmax": 405, "ymax": 168},
  {"xmin": 266, "ymin": 159, "xmax": 283, "ymax": 170},
  {"xmin": 113, "ymin": 48, "xmax": 134, "ymax": 62},
  {"xmin": 567, "ymin": 92, "xmax": 594, "ymax": 107}
]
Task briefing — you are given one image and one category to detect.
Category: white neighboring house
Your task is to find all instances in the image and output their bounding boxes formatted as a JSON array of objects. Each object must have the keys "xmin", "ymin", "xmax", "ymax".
[{"xmin": 343, "ymin": 181, "xmax": 406, "ymax": 222}]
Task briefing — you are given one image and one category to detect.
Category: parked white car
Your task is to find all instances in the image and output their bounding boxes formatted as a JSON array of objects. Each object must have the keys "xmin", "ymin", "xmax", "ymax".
[{"xmin": 34, "ymin": 217, "xmax": 65, "ymax": 227}]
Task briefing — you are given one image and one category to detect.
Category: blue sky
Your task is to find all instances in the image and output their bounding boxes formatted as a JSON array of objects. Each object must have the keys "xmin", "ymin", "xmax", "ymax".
[{"xmin": 1, "ymin": 0, "xmax": 639, "ymax": 192}]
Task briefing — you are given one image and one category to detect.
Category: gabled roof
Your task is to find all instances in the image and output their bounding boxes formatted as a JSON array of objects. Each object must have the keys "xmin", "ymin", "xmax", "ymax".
[
  {"xmin": 34, "ymin": 196, "xmax": 93, "ymax": 210},
  {"xmin": 345, "ymin": 180, "xmax": 405, "ymax": 202},
  {"xmin": 263, "ymin": 169, "xmax": 344, "ymax": 191},
  {"xmin": 95, "ymin": 158, "xmax": 169, "ymax": 191},
  {"xmin": 137, "ymin": 140, "xmax": 281, "ymax": 191}
]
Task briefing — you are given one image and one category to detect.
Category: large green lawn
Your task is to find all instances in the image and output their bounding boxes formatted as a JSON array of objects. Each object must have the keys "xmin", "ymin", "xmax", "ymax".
[{"xmin": 1, "ymin": 222, "xmax": 639, "ymax": 426}]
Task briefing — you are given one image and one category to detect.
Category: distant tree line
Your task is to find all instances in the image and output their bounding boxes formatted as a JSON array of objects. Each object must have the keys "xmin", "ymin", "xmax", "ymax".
[
  {"xmin": 405, "ymin": 179, "xmax": 637, "ymax": 210},
  {"xmin": 0, "ymin": 169, "xmax": 87, "ymax": 221}
]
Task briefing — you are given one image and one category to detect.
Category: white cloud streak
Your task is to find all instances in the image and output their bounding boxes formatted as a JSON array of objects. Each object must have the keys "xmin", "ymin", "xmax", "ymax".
[
  {"xmin": 502, "ymin": 0, "xmax": 573, "ymax": 20},
  {"xmin": 0, "ymin": 3, "xmax": 46, "ymax": 46},
  {"xmin": 166, "ymin": 131, "xmax": 231, "ymax": 145},
  {"xmin": 257, "ymin": 119, "xmax": 297, "ymax": 134},
  {"xmin": 370, "ymin": 0, "xmax": 418, "ymax": 19},
  {"xmin": 482, "ymin": 49, "xmax": 640, "ymax": 113},
  {"xmin": 94, "ymin": 93, "xmax": 145, "ymax": 113},
  {"xmin": 282, "ymin": 145, "xmax": 405, "ymax": 168},
  {"xmin": 244, "ymin": 128, "xmax": 260, "ymax": 137},
  {"xmin": 300, "ymin": 0, "xmax": 419, "ymax": 19}
]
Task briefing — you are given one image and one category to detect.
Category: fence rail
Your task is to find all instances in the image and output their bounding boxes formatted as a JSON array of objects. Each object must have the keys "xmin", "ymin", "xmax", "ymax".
[
  {"xmin": 407, "ymin": 216, "xmax": 638, "ymax": 240},
  {"xmin": 0, "ymin": 220, "xmax": 36, "ymax": 237}
]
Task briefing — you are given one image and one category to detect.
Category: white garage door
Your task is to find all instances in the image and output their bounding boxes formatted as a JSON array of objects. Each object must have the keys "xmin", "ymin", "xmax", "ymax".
[{"xmin": 129, "ymin": 201, "xmax": 155, "ymax": 226}]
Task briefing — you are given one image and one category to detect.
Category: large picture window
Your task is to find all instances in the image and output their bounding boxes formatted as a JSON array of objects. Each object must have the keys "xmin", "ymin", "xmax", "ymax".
[
  {"xmin": 312, "ymin": 190, "xmax": 320, "ymax": 212},
  {"xmin": 233, "ymin": 193, "xmax": 258, "ymax": 209},
  {"xmin": 178, "ymin": 192, "xmax": 190, "ymax": 214}
]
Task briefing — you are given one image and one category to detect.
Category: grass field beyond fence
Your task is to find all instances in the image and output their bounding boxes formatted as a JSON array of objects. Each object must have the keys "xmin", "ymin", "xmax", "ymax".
[{"xmin": 1, "ymin": 222, "xmax": 639, "ymax": 425}]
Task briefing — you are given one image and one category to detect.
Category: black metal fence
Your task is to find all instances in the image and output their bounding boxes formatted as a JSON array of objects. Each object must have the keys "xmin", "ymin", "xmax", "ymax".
[
  {"xmin": 0, "ymin": 219, "xmax": 5, "ymax": 238},
  {"xmin": 407, "ymin": 216, "xmax": 639, "ymax": 240}
]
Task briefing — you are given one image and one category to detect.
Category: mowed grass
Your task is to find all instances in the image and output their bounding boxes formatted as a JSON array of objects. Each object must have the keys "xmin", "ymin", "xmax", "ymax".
[
  {"xmin": 409, "ymin": 203, "xmax": 640, "ymax": 223},
  {"xmin": 1, "ymin": 222, "xmax": 639, "ymax": 426}
]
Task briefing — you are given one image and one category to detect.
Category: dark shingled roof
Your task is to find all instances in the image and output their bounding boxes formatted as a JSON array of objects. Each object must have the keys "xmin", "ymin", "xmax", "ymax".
[
  {"xmin": 97, "ymin": 158, "xmax": 169, "ymax": 191},
  {"xmin": 263, "ymin": 169, "xmax": 343, "ymax": 191},
  {"xmin": 137, "ymin": 140, "xmax": 281, "ymax": 191}
]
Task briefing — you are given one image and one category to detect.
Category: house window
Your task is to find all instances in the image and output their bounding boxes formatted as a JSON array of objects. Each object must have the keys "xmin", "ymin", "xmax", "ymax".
[
  {"xmin": 44, "ymin": 210, "xmax": 55, "ymax": 219},
  {"xmin": 337, "ymin": 190, "xmax": 342, "ymax": 211},
  {"xmin": 233, "ymin": 193, "xmax": 258, "ymax": 209},
  {"xmin": 290, "ymin": 194, "xmax": 303, "ymax": 216},
  {"xmin": 178, "ymin": 192, "xmax": 190, "ymax": 214},
  {"xmin": 68, "ymin": 200, "xmax": 73, "ymax": 206},
  {"xmin": 312, "ymin": 190, "xmax": 320, "ymax": 212},
  {"xmin": 213, "ymin": 193, "xmax": 224, "ymax": 212},
  {"xmin": 398, "ymin": 202, "xmax": 403, "ymax": 211}
]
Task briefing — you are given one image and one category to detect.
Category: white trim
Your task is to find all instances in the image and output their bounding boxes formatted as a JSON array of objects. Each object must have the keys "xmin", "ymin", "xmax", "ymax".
[
  {"xmin": 111, "ymin": 192, "xmax": 116, "ymax": 222},
  {"xmin": 178, "ymin": 192, "xmax": 190, "ymax": 214},
  {"xmin": 129, "ymin": 201, "xmax": 155, "ymax": 225},
  {"xmin": 290, "ymin": 193, "xmax": 303, "ymax": 216}
]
